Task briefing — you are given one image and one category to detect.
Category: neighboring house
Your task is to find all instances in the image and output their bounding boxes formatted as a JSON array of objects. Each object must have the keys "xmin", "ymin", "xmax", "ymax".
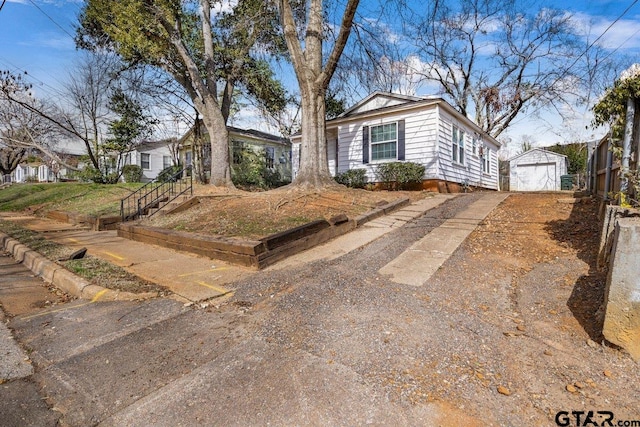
[
  {"xmin": 12, "ymin": 163, "xmax": 41, "ymax": 183},
  {"xmin": 291, "ymin": 92, "xmax": 501, "ymax": 192},
  {"xmin": 508, "ymin": 148, "xmax": 568, "ymax": 191},
  {"xmin": 121, "ymin": 140, "xmax": 178, "ymax": 182},
  {"xmin": 9, "ymin": 152, "xmax": 86, "ymax": 183},
  {"xmin": 179, "ymin": 125, "xmax": 292, "ymax": 182}
]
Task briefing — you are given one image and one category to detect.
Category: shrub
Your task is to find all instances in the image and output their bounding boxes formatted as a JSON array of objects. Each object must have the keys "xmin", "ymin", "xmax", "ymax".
[
  {"xmin": 122, "ymin": 165, "xmax": 143, "ymax": 183},
  {"xmin": 374, "ymin": 162, "xmax": 425, "ymax": 190},
  {"xmin": 335, "ymin": 169, "xmax": 368, "ymax": 188},
  {"xmin": 76, "ymin": 166, "xmax": 108, "ymax": 183},
  {"xmin": 156, "ymin": 165, "xmax": 183, "ymax": 182},
  {"xmin": 231, "ymin": 148, "xmax": 285, "ymax": 190}
]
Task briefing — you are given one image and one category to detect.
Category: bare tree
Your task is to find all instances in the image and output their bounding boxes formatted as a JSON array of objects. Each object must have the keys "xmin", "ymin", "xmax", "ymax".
[
  {"xmin": 276, "ymin": 0, "xmax": 361, "ymax": 188},
  {"xmin": 2, "ymin": 53, "xmax": 159, "ymax": 183},
  {"xmin": 0, "ymin": 78, "xmax": 76, "ymax": 175},
  {"xmin": 403, "ymin": 0, "xmax": 610, "ymax": 138}
]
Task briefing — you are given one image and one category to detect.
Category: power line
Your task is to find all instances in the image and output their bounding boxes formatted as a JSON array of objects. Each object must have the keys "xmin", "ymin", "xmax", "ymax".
[
  {"xmin": 0, "ymin": 57, "xmax": 66, "ymax": 98},
  {"xmin": 559, "ymin": 0, "xmax": 640, "ymax": 81},
  {"xmin": 26, "ymin": 0, "xmax": 75, "ymax": 40},
  {"xmin": 506, "ymin": 0, "xmax": 640, "ymax": 137}
]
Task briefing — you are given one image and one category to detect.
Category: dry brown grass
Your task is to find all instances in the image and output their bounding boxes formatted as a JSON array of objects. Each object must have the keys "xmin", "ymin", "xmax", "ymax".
[{"xmin": 147, "ymin": 185, "xmax": 433, "ymax": 239}]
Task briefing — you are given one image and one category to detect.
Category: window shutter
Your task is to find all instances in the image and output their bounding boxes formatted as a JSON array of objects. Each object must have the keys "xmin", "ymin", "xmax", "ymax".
[
  {"xmin": 397, "ymin": 120, "xmax": 405, "ymax": 161},
  {"xmin": 362, "ymin": 126, "xmax": 369, "ymax": 164}
]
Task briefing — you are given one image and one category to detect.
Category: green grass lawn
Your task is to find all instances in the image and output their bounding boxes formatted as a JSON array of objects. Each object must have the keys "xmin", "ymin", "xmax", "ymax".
[{"xmin": 0, "ymin": 182, "xmax": 144, "ymax": 217}]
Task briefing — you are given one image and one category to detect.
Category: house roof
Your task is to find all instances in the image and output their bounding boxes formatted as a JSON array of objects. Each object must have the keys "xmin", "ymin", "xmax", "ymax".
[
  {"xmin": 324, "ymin": 92, "xmax": 501, "ymax": 147},
  {"xmin": 227, "ymin": 126, "xmax": 289, "ymax": 145},
  {"xmin": 179, "ymin": 124, "xmax": 289, "ymax": 147},
  {"xmin": 507, "ymin": 147, "xmax": 568, "ymax": 162},
  {"xmin": 135, "ymin": 139, "xmax": 178, "ymax": 151}
]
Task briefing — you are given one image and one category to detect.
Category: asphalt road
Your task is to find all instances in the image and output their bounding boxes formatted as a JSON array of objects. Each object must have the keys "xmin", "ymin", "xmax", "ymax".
[{"xmin": 1, "ymin": 194, "xmax": 496, "ymax": 426}]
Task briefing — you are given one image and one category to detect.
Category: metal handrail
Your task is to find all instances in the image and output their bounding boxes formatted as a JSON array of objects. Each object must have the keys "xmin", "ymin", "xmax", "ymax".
[{"xmin": 120, "ymin": 166, "xmax": 192, "ymax": 222}]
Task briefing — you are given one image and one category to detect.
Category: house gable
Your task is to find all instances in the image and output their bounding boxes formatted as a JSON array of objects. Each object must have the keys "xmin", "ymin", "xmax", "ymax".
[{"xmin": 339, "ymin": 92, "xmax": 425, "ymax": 118}]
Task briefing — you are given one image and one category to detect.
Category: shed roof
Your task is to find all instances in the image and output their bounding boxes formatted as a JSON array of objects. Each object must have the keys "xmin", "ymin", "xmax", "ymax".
[{"xmin": 507, "ymin": 148, "xmax": 567, "ymax": 162}]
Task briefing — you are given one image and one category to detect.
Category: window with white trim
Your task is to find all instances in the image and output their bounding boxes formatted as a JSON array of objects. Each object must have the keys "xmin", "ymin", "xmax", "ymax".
[
  {"xmin": 370, "ymin": 123, "xmax": 397, "ymax": 161},
  {"xmin": 163, "ymin": 155, "xmax": 171, "ymax": 169},
  {"xmin": 141, "ymin": 153, "xmax": 150, "ymax": 170},
  {"xmin": 452, "ymin": 126, "xmax": 465, "ymax": 164},
  {"xmin": 482, "ymin": 146, "xmax": 491, "ymax": 174}
]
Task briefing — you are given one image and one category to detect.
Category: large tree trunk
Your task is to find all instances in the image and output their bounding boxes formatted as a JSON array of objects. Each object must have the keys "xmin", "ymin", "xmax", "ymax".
[
  {"xmin": 294, "ymin": 89, "xmax": 335, "ymax": 187},
  {"xmin": 277, "ymin": 0, "xmax": 359, "ymax": 189},
  {"xmin": 200, "ymin": 105, "xmax": 233, "ymax": 187}
]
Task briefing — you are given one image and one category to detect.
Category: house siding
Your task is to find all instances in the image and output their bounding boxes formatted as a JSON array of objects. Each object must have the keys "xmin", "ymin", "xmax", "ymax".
[
  {"xmin": 292, "ymin": 93, "xmax": 501, "ymax": 192},
  {"xmin": 337, "ymin": 108, "xmax": 439, "ymax": 182},
  {"xmin": 436, "ymin": 109, "xmax": 499, "ymax": 190}
]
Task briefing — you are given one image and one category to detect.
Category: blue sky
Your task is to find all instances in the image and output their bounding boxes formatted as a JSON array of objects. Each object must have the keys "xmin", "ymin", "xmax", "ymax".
[{"xmin": 1, "ymin": 0, "xmax": 639, "ymax": 149}]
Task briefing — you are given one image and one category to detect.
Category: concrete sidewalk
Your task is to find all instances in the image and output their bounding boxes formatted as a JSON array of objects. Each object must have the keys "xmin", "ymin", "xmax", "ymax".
[{"xmin": 1, "ymin": 192, "xmax": 507, "ymax": 303}]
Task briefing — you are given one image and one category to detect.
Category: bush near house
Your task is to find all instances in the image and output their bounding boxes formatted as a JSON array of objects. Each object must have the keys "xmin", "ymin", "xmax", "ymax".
[
  {"xmin": 122, "ymin": 165, "xmax": 143, "ymax": 183},
  {"xmin": 156, "ymin": 165, "xmax": 183, "ymax": 183},
  {"xmin": 335, "ymin": 169, "xmax": 368, "ymax": 188},
  {"xmin": 231, "ymin": 148, "xmax": 285, "ymax": 190},
  {"xmin": 375, "ymin": 162, "xmax": 425, "ymax": 190}
]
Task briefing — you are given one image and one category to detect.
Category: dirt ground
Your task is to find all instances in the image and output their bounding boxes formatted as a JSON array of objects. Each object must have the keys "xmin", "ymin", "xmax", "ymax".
[
  {"xmin": 215, "ymin": 190, "xmax": 639, "ymax": 425},
  {"xmin": 147, "ymin": 185, "xmax": 430, "ymax": 238},
  {"xmin": 424, "ymin": 192, "xmax": 639, "ymax": 424}
]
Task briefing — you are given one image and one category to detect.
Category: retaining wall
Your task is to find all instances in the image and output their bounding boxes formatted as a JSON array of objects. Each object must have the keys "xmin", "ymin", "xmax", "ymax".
[
  {"xmin": 46, "ymin": 211, "xmax": 121, "ymax": 231},
  {"xmin": 118, "ymin": 197, "xmax": 409, "ymax": 270},
  {"xmin": 602, "ymin": 217, "xmax": 640, "ymax": 361}
]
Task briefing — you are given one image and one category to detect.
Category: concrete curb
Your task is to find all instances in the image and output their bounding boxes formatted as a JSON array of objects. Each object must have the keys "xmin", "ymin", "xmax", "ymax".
[{"xmin": 0, "ymin": 232, "xmax": 156, "ymax": 302}]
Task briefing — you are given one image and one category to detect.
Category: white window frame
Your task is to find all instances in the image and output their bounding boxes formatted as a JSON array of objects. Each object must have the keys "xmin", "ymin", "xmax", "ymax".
[
  {"xmin": 370, "ymin": 122, "xmax": 398, "ymax": 162},
  {"xmin": 163, "ymin": 155, "xmax": 171, "ymax": 169},
  {"xmin": 482, "ymin": 146, "xmax": 491, "ymax": 174},
  {"xmin": 452, "ymin": 125, "xmax": 465, "ymax": 165},
  {"xmin": 141, "ymin": 153, "xmax": 151, "ymax": 170}
]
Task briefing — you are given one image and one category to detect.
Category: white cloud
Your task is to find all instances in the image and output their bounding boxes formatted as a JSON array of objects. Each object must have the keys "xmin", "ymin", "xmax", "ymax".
[{"xmin": 570, "ymin": 11, "xmax": 640, "ymax": 50}]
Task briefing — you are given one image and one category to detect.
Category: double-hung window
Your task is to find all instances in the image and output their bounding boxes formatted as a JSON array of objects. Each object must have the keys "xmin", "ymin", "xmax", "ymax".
[
  {"xmin": 265, "ymin": 147, "xmax": 275, "ymax": 169},
  {"xmin": 232, "ymin": 140, "xmax": 244, "ymax": 164},
  {"xmin": 452, "ymin": 126, "xmax": 465, "ymax": 164},
  {"xmin": 482, "ymin": 146, "xmax": 491, "ymax": 174},
  {"xmin": 370, "ymin": 123, "xmax": 397, "ymax": 161},
  {"xmin": 141, "ymin": 153, "xmax": 150, "ymax": 170}
]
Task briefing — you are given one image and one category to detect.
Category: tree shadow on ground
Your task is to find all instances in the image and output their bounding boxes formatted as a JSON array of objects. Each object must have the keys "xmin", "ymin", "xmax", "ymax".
[{"xmin": 544, "ymin": 196, "xmax": 606, "ymax": 341}]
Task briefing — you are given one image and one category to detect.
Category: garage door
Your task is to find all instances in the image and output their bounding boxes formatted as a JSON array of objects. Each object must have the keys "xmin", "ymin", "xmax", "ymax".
[{"xmin": 516, "ymin": 162, "xmax": 557, "ymax": 191}]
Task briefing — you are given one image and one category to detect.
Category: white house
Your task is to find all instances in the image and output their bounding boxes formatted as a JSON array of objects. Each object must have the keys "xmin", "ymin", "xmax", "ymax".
[
  {"xmin": 292, "ymin": 92, "xmax": 501, "ymax": 192},
  {"xmin": 179, "ymin": 125, "xmax": 292, "ymax": 182},
  {"xmin": 509, "ymin": 148, "xmax": 568, "ymax": 191},
  {"xmin": 11, "ymin": 163, "xmax": 39, "ymax": 183},
  {"xmin": 122, "ymin": 140, "xmax": 177, "ymax": 182}
]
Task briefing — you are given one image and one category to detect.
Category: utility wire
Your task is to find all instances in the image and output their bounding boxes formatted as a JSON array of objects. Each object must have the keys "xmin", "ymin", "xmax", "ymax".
[
  {"xmin": 26, "ymin": 0, "xmax": 75, "ymax": 39},
  {"xmin": 506, "ymin": 0, "xmax": 640, "ymax": 135}
]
